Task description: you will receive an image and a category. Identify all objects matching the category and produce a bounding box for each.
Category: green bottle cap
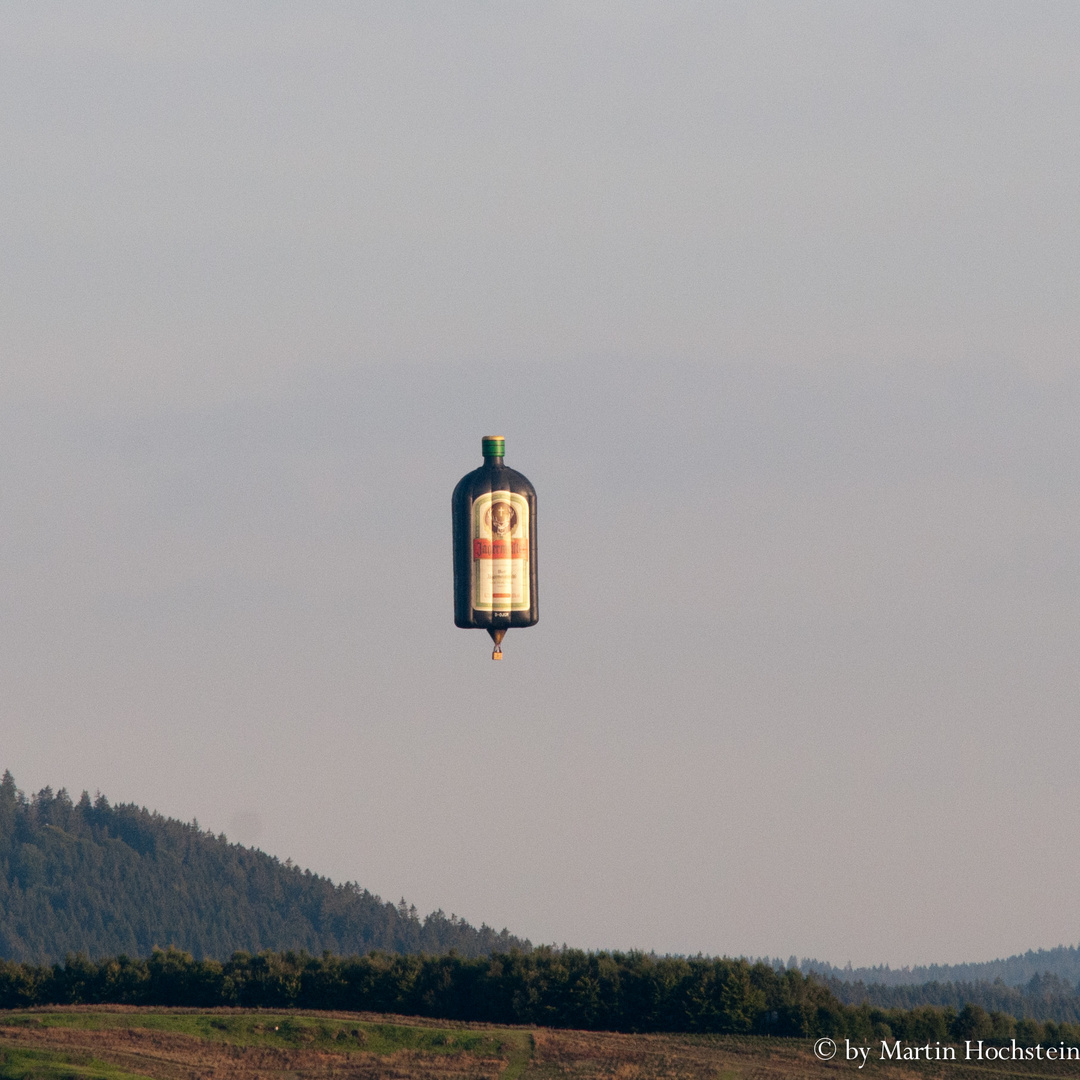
[482,435,505,457]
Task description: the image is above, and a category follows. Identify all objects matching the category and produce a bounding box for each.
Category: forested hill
[0,772,527,964]
[794,946,1080,988]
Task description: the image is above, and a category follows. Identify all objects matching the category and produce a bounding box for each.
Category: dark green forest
[2,947,1080,1047]
[0,772,524,963]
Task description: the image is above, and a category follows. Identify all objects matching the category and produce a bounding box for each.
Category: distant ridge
[742,950,1080,1023]
[0,771,528,964]
[790,947,1080,988]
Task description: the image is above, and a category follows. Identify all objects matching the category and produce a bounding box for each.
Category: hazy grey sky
[2,3,1080,967]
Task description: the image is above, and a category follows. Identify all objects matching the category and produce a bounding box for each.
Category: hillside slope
[798,946,1080,988]
[0,772,526,963]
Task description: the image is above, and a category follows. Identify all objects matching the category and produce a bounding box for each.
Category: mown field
[1,1008,1078,1080]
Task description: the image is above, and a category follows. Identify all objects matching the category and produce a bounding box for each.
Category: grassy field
[2,1007,1078,1080]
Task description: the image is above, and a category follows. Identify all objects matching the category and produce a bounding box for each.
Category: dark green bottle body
[452,452,538,632]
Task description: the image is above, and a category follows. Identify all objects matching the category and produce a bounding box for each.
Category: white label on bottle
[471,491,530,612]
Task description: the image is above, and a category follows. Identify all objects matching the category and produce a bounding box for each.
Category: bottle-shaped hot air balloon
[453,436,538,659]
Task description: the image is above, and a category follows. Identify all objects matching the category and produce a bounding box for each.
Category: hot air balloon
[452,436,538,659]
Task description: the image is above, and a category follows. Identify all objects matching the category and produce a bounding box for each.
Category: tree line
[0,772,524,962]
[824,971,1080,1024]
[797,945,1080,989]
[0,946,1079,1047]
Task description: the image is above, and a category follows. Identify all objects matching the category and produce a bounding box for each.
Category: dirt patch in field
[529,1028,870,1079]
[0,1023,505,1080]
[529,1028,1080,1080]
[529,1028,834,1079]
